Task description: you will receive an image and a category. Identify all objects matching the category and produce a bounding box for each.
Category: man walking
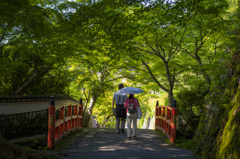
[112,84,127,134]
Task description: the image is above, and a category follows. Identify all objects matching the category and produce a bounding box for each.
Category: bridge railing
[155,100,177,143]
[47,96,83,149]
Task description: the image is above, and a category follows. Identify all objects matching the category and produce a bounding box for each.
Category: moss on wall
[217,90,240,159]
[193,60,240,158]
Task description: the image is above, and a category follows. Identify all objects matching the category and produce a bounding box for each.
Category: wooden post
[79,98,83,128]
[68,105,72,130]
[159,107,162,128]
[74,105,78,128]
[47,96,55,149]
[170,99,177,143]
[155,101,159,130]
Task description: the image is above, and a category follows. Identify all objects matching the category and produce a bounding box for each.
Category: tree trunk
[83,95,97,127]
[14,73,38,95]
[168,89,173,107]
[13,67,51,96]
[101,115,113,128]
[82,89,91,126]
[83,111,91,127]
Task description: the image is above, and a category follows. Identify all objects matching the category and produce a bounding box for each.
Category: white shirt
[113,92,127,105]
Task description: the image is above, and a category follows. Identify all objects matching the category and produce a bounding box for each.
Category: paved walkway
[57,128,195,159]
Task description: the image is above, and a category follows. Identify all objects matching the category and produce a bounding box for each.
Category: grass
[175,137,198,152]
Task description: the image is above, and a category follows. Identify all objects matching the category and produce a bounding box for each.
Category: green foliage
[175,138,198,152]
[0,0,72,96]
[164,98,169,106]
[1,0,239,157]
[175,83,208,115]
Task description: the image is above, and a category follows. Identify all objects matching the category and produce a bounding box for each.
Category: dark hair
[118,84,124,89]
[129,94,134,99]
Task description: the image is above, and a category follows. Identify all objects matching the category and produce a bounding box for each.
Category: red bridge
[47,96,83,149]
[0,95,194,159]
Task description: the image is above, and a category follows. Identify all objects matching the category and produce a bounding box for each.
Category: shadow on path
[56,128,195,159]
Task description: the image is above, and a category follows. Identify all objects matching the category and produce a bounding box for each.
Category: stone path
[57,128,195,159]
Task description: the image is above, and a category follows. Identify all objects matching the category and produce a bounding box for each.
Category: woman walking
[124,94,140,140]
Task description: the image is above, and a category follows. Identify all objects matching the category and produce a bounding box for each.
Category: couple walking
[112,84,141,140]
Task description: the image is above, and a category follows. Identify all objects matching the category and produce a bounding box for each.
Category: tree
[178,0,229,87]
[66,44,132,126]
[0,0,76,95]
[93,0,190,107]
[94,0,229,107]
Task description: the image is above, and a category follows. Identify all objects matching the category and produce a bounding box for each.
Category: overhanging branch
[142,60,169,92]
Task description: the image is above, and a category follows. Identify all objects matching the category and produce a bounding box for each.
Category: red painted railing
[47,96,83,149]
[155,100,177,143]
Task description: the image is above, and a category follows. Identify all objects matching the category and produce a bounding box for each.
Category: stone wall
[177,115,200,139]
[0,109,48,140]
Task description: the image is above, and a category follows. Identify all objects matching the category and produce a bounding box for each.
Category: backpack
[128,102,136,114]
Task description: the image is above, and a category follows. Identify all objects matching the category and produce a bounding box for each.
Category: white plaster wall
[0,100,79,115]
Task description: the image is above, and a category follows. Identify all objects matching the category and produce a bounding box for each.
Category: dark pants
[116,104,126,132]
[116,104,126,118]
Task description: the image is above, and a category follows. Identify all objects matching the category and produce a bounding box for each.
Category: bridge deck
[56,128,195,159]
